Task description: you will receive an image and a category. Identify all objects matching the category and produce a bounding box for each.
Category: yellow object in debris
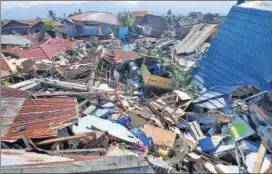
[158,148,168,157]
[2,80,10,86]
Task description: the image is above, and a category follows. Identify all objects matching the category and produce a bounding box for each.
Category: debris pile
[1,1,272,173]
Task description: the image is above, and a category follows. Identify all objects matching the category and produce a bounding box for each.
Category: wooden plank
[33,90,121,97]
[203,161,218,173]
[36,133,94,145]
[188,121,204,141]
[253,129,271,173]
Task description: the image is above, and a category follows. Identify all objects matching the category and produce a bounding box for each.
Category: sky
[1,1,238,19]
[1,1,140,9]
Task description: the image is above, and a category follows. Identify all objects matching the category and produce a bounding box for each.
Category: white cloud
[1,1,86,9]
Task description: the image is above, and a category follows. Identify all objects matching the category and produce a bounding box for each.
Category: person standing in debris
[113,69,120,88]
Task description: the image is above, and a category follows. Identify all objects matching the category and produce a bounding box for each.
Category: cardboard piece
[142,124,176,148]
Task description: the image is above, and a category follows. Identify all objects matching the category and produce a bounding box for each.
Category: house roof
[68,11,119,26]
[175,24,218,54]
[177,17,199,27]
[1,35,33,46]
[100,48,143,63]
[131,11,152,17]
[16,19,37,26]
[17,38,76,60]
[193,3,272,92]
[140,14,168,30]
[132,17,144,27]
[189,12,204,16]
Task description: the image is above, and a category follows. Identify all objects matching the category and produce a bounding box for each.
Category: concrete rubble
[1,1,272,173]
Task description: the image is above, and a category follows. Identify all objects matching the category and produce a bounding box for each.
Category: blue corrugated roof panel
[193,4,272,92]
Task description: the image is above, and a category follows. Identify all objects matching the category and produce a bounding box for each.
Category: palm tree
[48,10,56,21]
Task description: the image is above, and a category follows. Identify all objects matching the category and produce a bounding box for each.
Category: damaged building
[1,1,272,173]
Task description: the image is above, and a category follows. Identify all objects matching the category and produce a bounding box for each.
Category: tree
[48,10,57,21]
[117,11,133,28]
[44,21,59,31]
[167,9,172,16]
[78,9,82,14]
[63,13,66,19]
[36,16,41,21]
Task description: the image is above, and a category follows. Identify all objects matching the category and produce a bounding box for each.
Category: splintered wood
[142,124,176,148]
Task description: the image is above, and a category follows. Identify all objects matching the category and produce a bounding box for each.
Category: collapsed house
[174,24,219,69]
[1,1,272,173]
[13,38,77,61]
[193,1,272,110]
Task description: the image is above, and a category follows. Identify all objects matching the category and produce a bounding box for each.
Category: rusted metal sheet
[1,85,29,98]
[2,97,78,141]
[1,86,29,137]
[1,98,26,137]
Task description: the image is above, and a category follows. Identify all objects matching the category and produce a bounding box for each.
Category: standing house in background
[31,19,64,33]
[189,12,204,22]
[140,14,168,38]
[64,11,125,39]
[2,19,64,35]
[175,17,199,38]
[1,20,37,35]
[130,11,153,18]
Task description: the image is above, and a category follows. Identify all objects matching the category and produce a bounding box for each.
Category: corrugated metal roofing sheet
[1,149,73,167]
[1,35,33,46]
[1,86,29,138]
[1,85,29,98]
[68,11,119,26]
[193,85,242,109]
[1,98,26,137]
[193,5,272,91]
[2,97,78,141]
[176,24,218,54]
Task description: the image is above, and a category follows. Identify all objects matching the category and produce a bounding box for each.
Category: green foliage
[48,10,57,21]
[44,21,59,31]
[152,49,201,98]
[117,11,133,28]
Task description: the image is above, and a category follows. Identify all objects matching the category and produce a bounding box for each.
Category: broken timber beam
[33,90,122,97]
[36,133,94,145]
[38,79,88,91]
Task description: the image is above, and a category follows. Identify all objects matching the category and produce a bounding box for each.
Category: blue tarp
[193,5,272,92]
[130,127,153,150]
